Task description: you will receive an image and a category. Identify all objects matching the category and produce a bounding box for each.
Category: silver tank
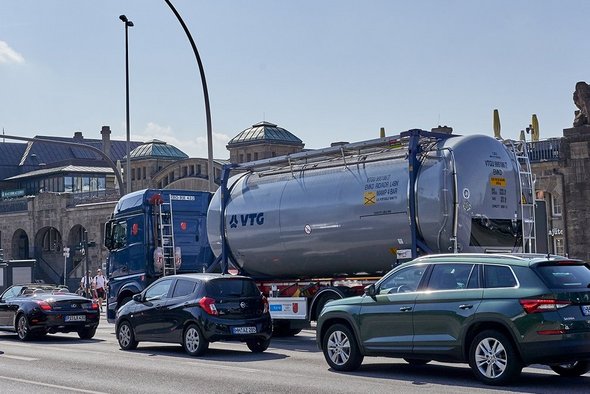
[207,134,523,279]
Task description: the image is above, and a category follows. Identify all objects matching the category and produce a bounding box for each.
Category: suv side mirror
[364,284,376,297]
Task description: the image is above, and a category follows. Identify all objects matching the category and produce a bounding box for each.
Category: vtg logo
[229,213,264,228]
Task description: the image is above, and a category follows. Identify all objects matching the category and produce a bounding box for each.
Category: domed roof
[129,139,189,160]
[227,121,303,146]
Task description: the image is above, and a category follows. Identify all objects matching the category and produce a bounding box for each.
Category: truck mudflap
[268,297,308,320]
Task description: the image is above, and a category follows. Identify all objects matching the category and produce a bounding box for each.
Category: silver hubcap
[327,330,351,366]
[17,316,27,338]
[475,337,508,379]
[119,324,131,347]
[185,327,200,353]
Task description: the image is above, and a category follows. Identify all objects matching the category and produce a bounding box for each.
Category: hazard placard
[364,191,376,205]
[490,177,506,187]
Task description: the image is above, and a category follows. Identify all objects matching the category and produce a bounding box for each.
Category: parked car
[115,273,272,356]
[0,284,100,340]
[316,254,590,385]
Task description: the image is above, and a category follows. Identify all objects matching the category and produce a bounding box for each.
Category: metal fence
[526,139,561,162]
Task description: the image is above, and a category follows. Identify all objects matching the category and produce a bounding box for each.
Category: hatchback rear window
[205,279,261,297]
[536,264,590,289]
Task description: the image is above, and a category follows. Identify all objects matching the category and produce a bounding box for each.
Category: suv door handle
[459,304,473,310]
[399,306,413,312]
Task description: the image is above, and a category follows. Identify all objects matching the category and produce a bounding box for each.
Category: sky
[0,1,588,160]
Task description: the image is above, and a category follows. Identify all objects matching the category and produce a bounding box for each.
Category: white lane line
[183,360,258,373]
[0,355,39,361]
[0,375,109,394]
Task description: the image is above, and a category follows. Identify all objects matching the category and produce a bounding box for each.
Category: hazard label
[364,191,376,205]
[490,177,506,187]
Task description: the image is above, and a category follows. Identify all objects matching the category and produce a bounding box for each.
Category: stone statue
[573,81,590,127]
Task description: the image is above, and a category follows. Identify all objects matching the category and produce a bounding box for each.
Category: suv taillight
[519,298,571,313]
[198,297,218,315]
[262,296,269,314]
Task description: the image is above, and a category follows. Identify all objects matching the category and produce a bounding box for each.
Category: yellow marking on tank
[364,191,376,205]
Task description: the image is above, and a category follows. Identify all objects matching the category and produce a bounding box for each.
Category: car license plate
[231,326,256,334]
[582,305,590,316]
[65,315,86,322]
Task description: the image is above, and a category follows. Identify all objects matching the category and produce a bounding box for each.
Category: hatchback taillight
[36,300,52,311]
[262,296,269,314]
[199,296,218,315]
[520,298,571,313]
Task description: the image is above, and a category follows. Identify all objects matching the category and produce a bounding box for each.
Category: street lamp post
[119,14,134,195]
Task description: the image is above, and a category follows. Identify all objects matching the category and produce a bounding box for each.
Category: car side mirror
[364,284,376,297]
[132,293,143,302]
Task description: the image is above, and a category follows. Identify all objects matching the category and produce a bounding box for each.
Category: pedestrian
[80,270,92,298]
[93,268,107,312]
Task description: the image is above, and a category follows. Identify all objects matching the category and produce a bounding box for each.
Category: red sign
[180,222,187,231]
[292,303,298,314]
[132,223,139,236]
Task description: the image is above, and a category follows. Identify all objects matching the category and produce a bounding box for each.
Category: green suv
[316,254,590,385]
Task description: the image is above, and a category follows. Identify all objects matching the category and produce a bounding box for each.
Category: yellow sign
[490,177,506,187]
[364,191,376,205]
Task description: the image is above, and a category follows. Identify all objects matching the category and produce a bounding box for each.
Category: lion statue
[573,81,590,127]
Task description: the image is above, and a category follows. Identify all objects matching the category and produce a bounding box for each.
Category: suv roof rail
[416,253,527,261]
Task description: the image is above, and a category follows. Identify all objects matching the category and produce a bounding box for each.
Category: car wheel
[322,323,364,371]
[78,327,97,340]
[247,337,271,353]
[468,330,522,385]
[16,314,33,341]
[550,361,590,377]
[117,320,138,350]
[183,324,208,357]
[403,358,431,366]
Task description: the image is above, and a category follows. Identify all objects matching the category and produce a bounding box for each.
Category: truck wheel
[183,324,209,356]
[16,314,33,341]
[118,296,132,310]
[78,327,97,340]
[272,321,302,337]
[322,323,363,371]
[247,337,271,353]
[117,320,138,350]
[315,294,340,320]
[468,330,522,385]
[550,361,590,377]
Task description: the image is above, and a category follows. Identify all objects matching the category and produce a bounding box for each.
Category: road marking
[0,355,39,361]
[0,375,109,393]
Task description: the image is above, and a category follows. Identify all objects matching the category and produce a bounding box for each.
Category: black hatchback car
[115,273,272,356]
[317,254,590,385]
[0,284,100,340]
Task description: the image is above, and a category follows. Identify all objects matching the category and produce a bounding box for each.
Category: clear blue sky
[0,1,588,159]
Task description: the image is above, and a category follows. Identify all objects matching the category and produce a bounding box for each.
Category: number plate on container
[231,326,256,334]
[65,315,86,322]
[581,305,590,316]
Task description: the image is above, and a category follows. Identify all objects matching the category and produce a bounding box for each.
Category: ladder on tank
[156,195,177,276]
[505,140,537,253]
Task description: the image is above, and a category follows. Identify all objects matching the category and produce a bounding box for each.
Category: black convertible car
[0,284,100,340]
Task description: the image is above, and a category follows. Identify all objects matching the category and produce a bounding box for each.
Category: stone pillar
[101,126,112,159]
[560,125,590,260]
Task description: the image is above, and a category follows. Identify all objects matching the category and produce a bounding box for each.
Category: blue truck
[104,189,214,322]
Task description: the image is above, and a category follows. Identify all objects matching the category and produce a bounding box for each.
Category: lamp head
[119,14,128,22]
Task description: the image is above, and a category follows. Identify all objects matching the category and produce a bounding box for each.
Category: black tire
[315,294,340,320]
[404,358,431,366]
[118,296,132,310]
[16,314,33,341]
[468,330,522,386]
[322,323,364,371]
[272,321,302,337]
[117,320,138,350]
[183,324,209,357]
[78,326,97,340]
[550,361,590,377]
[247,337,271,353]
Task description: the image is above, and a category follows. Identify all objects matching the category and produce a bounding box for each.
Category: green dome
[228,121,303,146]
[129,139,189,160]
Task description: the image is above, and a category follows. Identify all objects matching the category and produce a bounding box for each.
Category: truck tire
[322,323,363,371]
[272,321,302,337]
[468,330,522,385]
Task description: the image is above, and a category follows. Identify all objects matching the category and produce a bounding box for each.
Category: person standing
[93,269,107,312]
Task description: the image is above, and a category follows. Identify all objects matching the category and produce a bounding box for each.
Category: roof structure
[129,139,188,161]
[227,121,303,147]
[5,165,114,181]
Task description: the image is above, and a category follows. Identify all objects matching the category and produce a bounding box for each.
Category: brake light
[91,302,99,310]
[262,296,269,314]
[520,298,571,313]
[198,297,218,315]
[36,300,52,311]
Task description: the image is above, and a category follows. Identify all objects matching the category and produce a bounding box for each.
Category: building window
[551,195,562,216]
[254,152,259,160]
[246,153,251,161]
[143,167,147,179]
[554,237,565,256]
[131,168,136,181]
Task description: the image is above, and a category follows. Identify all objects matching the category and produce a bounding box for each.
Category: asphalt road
[0,314,588,393]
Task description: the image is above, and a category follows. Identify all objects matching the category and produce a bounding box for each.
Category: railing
[0,198,28,213]
[526,139,561,162]
[66,189,121,207]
